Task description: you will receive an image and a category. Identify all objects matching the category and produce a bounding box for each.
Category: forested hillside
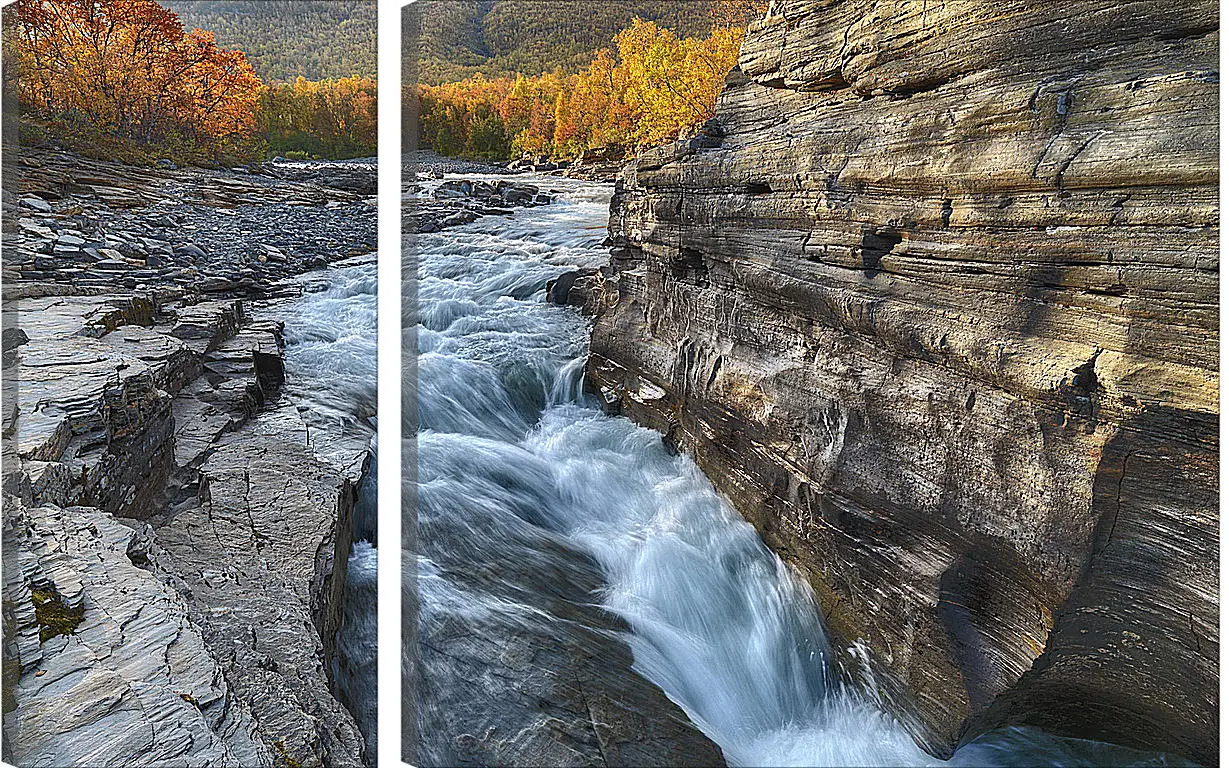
[161,0,376,81]
[414,0,718,84]
[15,0,376,163]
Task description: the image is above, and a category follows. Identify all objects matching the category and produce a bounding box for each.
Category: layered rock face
[2,154,375,766]
[3,292,365,767]
[587,1,1218,763]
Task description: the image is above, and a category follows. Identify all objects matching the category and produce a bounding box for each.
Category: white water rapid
[411,176,1191,768]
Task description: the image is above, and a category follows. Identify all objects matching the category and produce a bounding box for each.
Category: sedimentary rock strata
[3,501,269,767]
[587,1,1218,764]
[2,153,374,766]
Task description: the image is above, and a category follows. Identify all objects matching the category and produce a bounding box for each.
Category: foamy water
[410,177,1190,767]
[279,252,379,763]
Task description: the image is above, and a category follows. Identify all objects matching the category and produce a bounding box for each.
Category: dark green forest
[161,0,377,82]
[413,0,717,84]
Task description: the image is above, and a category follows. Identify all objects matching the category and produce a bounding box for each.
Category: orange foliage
[14,0,262,152]
[416,18,744,162]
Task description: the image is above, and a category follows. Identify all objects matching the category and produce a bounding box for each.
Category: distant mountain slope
[412,0,719,84]
[161,0,376,82]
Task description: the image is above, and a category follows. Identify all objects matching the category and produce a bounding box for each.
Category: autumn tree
[708,0,768,30]
[416,17,744,162]
[614,18,741,148]
[257,76,378,159]
[14,0,262,155]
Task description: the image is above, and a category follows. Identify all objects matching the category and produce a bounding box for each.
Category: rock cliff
[587,1,1218,764]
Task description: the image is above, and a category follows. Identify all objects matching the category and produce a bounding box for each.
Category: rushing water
[278,253,379,763]
[412,176,1192,767]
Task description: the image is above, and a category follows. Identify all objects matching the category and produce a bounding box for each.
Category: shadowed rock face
[587,0,1217,763]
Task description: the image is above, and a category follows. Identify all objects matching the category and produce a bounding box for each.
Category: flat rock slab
[153,400,364,768]
[4,502,267,767]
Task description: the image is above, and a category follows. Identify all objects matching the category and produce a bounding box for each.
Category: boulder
[19,197,51,213]
[173,243,207,261]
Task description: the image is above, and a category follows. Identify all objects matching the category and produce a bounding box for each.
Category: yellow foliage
[416,18,745,162]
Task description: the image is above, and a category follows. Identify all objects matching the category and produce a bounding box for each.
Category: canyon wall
[587,0,1218,763]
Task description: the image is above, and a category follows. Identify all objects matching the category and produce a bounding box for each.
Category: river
[410,176,1190,767]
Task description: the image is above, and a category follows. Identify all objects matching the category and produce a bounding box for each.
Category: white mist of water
[282,254,378,450]
[413,177,1190,768]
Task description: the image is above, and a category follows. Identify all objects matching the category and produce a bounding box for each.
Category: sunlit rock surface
[587,1,1218,763]
[2,154,374,766]
[4,501,267,767]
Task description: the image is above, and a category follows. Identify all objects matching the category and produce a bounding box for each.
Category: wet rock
[2,327,28,367]
[432,180,471,199]
[406,170,556,235]
[441,211,477,228]
[500,184,537,206]
[545,268,600,311]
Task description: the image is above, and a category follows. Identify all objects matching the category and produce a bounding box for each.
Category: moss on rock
[31,589,84,643]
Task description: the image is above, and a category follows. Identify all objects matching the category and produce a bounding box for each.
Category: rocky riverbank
[586,1,1217,765]
[2,151,377,766]
[403,155,560,234]
[8,151,376,300]
[409,147,624,185]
